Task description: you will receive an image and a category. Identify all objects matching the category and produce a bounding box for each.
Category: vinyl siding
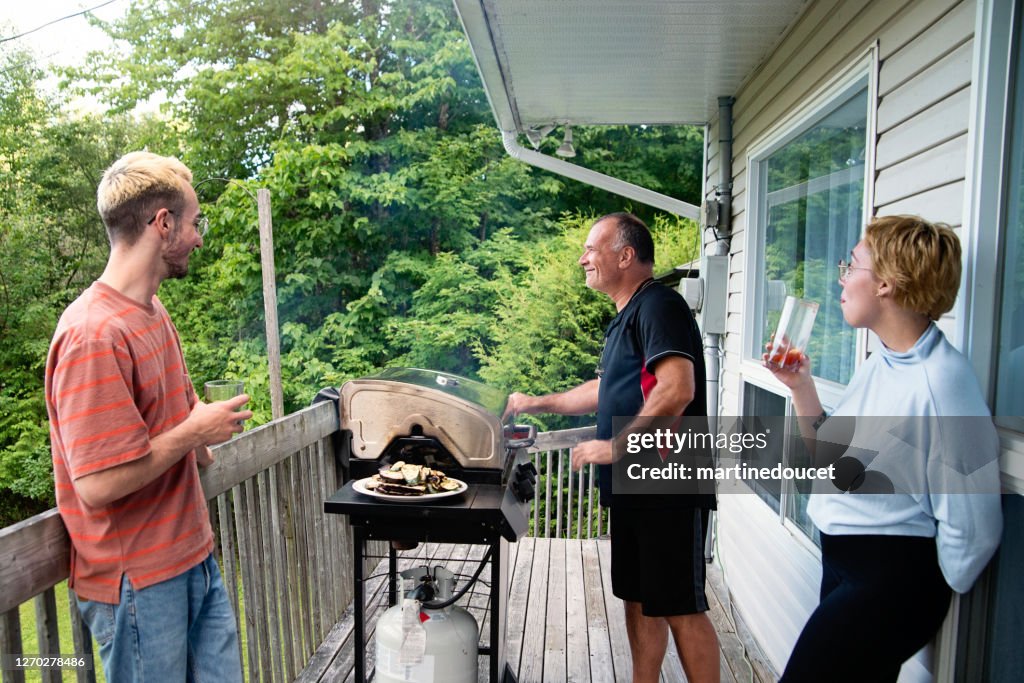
[703,0,980,678]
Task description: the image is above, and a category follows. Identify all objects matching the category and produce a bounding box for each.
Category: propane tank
[376,566,478,682]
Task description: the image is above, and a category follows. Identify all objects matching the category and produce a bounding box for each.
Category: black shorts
[610,506,711,617]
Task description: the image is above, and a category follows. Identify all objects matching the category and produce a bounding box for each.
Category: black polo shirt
[596,279,714,509]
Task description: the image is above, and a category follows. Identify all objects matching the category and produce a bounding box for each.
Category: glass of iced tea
[765,296,818,370]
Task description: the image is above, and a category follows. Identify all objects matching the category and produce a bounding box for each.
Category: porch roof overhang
[453,0,809,216]
[454,0,809,130]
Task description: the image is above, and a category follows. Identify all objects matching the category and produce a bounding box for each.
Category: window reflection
[757,80,868,385]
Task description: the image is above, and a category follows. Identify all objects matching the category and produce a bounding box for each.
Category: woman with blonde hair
[768,215,1003,682]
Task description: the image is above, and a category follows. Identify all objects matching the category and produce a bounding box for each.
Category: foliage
[0,47,177,522]
[0,1,704,526]
[479,213,700,431]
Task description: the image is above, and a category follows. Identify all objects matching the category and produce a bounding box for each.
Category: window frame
[740,47,878,412]
[965,0,1024,434]
[735,48,879,540]
[964,0,1024,494]
[738,374,826,557]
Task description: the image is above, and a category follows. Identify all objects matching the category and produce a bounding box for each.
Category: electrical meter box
[700,255,728,334]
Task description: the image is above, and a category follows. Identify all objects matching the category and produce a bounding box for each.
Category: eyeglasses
[146,210,209,238]
[837,259,871,282]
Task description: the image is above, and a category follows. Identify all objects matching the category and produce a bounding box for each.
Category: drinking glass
[765,297,819,370]
[204,380,244,402]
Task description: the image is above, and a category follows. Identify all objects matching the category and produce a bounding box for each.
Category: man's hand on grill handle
[503,380,600,421]
[503,392,538,420]
[571,439,613,471]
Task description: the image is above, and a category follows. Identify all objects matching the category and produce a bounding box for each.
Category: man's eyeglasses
[146,210,209,238]
[837,259,871,282]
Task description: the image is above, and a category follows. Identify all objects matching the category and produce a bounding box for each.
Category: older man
[506,212,720,682]
[45,152,251,681]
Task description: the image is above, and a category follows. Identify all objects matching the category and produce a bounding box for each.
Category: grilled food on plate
[362,461,462,496]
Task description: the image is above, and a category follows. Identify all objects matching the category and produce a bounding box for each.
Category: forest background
[0,0,702,527]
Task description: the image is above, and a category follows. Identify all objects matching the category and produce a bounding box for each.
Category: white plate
[352,476,468,502]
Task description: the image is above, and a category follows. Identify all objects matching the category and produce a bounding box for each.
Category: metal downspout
[705,96,734,563]
[500,131,701,219]
[705,96,734,431]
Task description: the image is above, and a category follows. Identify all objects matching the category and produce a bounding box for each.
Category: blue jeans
[77,553,243,683]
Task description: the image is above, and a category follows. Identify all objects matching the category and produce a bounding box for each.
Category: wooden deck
[296,537,775,683]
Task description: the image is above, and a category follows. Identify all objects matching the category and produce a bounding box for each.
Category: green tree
[0,48,175,525]
[479,212,700,430]
[0,1,705,526]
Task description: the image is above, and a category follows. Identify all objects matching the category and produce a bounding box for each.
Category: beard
[165,256,189,279]
[163,223,192,279]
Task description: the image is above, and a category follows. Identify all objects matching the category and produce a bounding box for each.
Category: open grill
[324,368,538,682]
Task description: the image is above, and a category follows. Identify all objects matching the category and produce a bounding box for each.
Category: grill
[324,368,538,682]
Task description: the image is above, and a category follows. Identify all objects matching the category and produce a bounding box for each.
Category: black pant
[780,533,952,683]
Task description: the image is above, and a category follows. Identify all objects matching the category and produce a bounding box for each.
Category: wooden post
[257,189,285,420]
[1,608,26,683]
[34,590,60,683]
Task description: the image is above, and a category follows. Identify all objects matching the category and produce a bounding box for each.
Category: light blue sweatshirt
[808,323,1003,593]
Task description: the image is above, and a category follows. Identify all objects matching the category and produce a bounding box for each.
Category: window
[741,64,873,543]
[741,381,822,547]
[750,77,870,385]
[740,383,785,513]
[785,418,818,544]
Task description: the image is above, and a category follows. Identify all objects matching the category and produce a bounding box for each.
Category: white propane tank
[375,567,478,683]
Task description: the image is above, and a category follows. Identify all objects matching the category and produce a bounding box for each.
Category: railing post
[555,449,565,539]
[1,608,25,683]
[576,467,584,540]
[536,450,544,536]
[68,592,97,683]
[566,448,574,539]
[587,464,595,539]
[544,451,552,539]
[34,589,60,683]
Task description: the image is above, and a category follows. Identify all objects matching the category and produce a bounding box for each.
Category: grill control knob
[513,477,535,503]
[512,463,537,502]
[515,462,537,486]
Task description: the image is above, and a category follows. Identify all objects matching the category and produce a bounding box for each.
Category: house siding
[704,0,981,678]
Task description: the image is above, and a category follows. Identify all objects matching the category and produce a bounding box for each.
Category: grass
[16,580,105,683]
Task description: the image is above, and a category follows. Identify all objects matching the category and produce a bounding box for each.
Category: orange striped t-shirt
[45,281,213,603]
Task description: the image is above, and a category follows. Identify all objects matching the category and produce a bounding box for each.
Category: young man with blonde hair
[46,151,251,681]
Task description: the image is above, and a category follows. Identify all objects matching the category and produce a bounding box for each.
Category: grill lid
[340,368,510,468]
[371,368,508,417]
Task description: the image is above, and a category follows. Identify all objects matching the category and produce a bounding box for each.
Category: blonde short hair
[865,215,961,320]
[97,152,193,245]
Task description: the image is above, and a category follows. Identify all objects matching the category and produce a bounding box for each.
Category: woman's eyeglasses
[837,259,871,282]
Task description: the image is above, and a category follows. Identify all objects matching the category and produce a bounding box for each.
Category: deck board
[581,539,614,683]
[298,539,776,682]
[543,537,568,681]
[519,537,550,682]
[503,536,535,680]
[565,540,591,683]
[597,539,632,681]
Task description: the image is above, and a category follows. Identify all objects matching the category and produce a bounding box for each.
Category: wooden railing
[527,426,609,539]
[0,410,599,682]
[0,401,384,683]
